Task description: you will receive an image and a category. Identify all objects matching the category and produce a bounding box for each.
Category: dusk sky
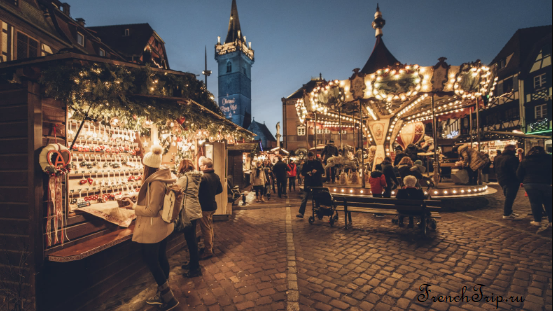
[66,0,552,136]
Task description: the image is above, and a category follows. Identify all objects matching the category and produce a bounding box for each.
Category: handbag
[175,176,190,232]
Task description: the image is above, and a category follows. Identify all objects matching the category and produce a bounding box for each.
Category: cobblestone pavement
[98,184,552,311]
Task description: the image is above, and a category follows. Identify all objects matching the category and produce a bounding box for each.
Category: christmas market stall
[0,53,253,311]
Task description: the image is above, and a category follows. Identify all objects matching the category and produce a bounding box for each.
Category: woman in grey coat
[176,159,204,278]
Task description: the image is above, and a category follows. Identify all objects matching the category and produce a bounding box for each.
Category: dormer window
[124,29,130,37]
[226,61,232,73]
[99,48,105,57]
[76,32,84,46]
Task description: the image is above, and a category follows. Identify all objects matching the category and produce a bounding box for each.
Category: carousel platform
[310,180,497,211]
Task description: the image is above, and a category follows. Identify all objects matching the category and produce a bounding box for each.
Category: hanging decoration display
[39,143,73,247]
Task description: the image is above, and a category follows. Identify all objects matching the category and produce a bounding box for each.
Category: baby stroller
[309,187,339,227]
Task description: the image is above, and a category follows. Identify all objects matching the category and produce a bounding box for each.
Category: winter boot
[158,282,179,311]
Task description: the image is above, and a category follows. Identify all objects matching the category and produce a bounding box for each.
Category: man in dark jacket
[494,145,520,220]
[297,152,324,218]
[272,156,291,198]
[322,140,339,183]
[381,157,399,198]
[394,146,407,166]
[198,157,223,259]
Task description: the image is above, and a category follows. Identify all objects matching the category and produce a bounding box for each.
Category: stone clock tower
[215,0,255,128]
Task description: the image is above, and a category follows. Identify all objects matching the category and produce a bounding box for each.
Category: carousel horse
[325,155,359,172]
[350,171,360,185]
[339,171,348,185]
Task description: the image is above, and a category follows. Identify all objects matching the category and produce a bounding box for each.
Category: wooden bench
[333,195,441,236]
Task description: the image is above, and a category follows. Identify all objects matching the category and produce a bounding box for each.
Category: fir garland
[38,61,252,141]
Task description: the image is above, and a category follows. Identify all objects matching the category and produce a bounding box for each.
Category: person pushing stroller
[297,152,324,218]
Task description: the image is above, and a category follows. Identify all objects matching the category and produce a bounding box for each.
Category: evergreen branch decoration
[38,61,252,142]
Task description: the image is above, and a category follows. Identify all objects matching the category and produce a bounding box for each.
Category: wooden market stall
[0,53,253,311]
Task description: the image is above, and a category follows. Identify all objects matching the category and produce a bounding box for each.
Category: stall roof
[134,94,255,137]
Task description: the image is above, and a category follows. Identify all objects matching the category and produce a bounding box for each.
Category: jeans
[482,174,489,183]
[501,183,520,216]
[253,185,264,197]
[326,167,336,183]
[523,183,552,223]
[277,178,287,197]
[383,185,392,198]
[141,238,170,286]
[288,177,296,192]
[183,220,199,270]
[466,168,478,185]
[199,211,216,255]
[298,188,313,215]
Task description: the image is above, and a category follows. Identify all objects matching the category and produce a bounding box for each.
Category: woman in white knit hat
[123,145,179,310]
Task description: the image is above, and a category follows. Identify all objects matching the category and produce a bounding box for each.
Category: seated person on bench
[396,175,427,228]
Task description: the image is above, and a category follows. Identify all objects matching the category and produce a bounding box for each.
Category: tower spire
[372,3,386,37]
[225,0,243,44]
[202,46,212,89]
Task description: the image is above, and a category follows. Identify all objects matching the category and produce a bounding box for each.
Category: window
[297,126,306,136]
[99,48,105,57]
[1,21,13,62]
[341,130,347,134]
[503,78,514,93]
[124,29,130,37]
[243,66,247,75]
[535,104,548,120]
[226,61,232,73]
[534,73,547,89]
[76,32,84,46]
[324,128,330,134]
[16,32,38,60]
[41,44,52,56]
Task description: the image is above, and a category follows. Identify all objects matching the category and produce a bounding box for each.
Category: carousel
[294,5,499,199]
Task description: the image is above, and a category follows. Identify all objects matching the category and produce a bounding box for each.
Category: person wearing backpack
[176,159,204,278]
[123,145,179,310]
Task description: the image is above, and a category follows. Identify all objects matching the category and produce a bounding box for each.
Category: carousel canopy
[294,5,498,150]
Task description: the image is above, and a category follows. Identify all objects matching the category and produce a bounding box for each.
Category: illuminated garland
[529,118,549,132]
[39,61,253,142]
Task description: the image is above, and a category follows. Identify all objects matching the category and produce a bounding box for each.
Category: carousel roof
[361,36,400,75]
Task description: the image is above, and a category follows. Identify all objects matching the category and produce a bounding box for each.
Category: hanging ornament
[110,117,120,127]
[177,117,186,125]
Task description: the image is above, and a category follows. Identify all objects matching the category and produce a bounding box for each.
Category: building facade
[248,119,276,151]
[215,0,254,129]
[282,76,359,153]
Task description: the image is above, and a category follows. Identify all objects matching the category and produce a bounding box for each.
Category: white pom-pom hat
[143,145,163,168]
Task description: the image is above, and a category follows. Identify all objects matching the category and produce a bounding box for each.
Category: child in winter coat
[251,161,266,202]
[369,165,387,197]
[176,159,203,278]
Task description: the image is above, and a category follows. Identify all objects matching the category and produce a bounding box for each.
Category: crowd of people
[250,156,304,202]
[119,140,549,311]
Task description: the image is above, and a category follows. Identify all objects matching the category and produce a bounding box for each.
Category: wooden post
[432,94,439,186]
